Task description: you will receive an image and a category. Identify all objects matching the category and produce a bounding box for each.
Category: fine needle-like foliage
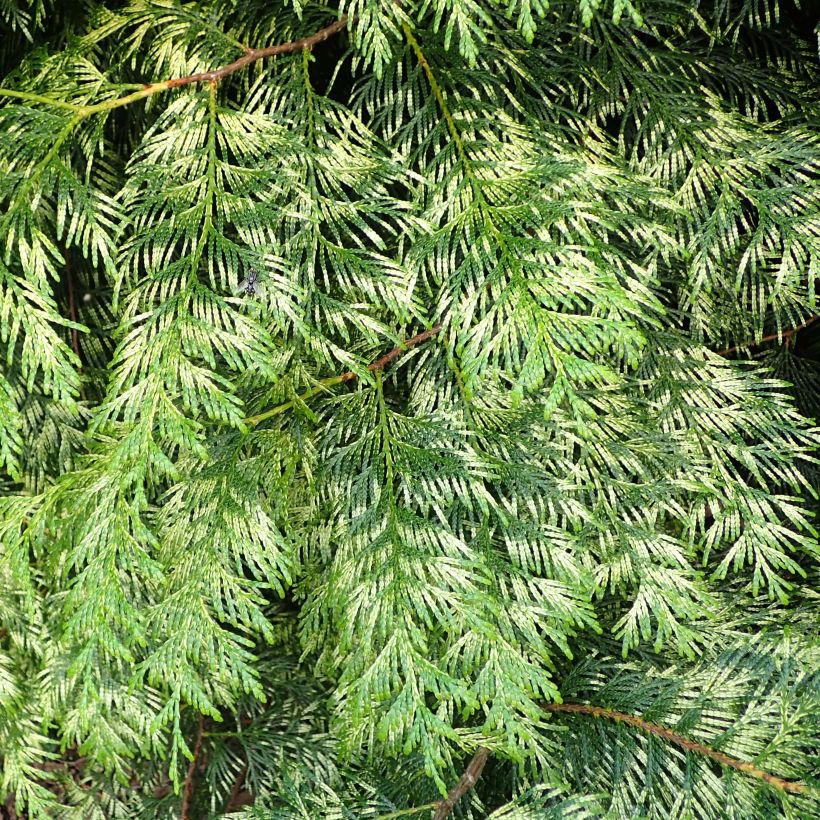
[0,0,818,817]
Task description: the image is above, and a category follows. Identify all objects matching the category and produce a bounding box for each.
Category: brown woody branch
[223,762,250,814]
[181,714,206,820]
[340,322,443,382]
[165,17,349,89]
[718,314,819,357]
[412,704,808,820]
[544,703,807,794]
[0,17,350,115]
[245,323,443,426]
[432,747,490,820]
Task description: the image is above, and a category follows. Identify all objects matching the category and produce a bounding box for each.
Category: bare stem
[181,714,206,819]
[544,703,807,794]
[718,315,819,357]
[224,762,249,814]
[432,747,491,820]
[244,323,442,426]
[0,18,348,114]
[164,17,348,89]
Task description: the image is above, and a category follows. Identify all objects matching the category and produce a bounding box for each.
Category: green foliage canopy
[0,0,819,816]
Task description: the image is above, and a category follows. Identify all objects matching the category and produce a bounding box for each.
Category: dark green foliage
[0,0,819,817]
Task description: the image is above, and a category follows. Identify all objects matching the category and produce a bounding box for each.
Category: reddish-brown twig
[165,17,348,89]
[223,762,249,814]
[718,315,820,357]
[341,322,443,382]
[181,714,206,819]
[544,703,806,794]
[245,323,443,426]
[432,747,490,820]
[1,17,351,116]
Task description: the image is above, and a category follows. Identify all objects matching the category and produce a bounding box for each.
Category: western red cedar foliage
[0,0,819,817]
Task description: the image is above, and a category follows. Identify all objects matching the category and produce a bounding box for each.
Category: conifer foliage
[1,0,819,817]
